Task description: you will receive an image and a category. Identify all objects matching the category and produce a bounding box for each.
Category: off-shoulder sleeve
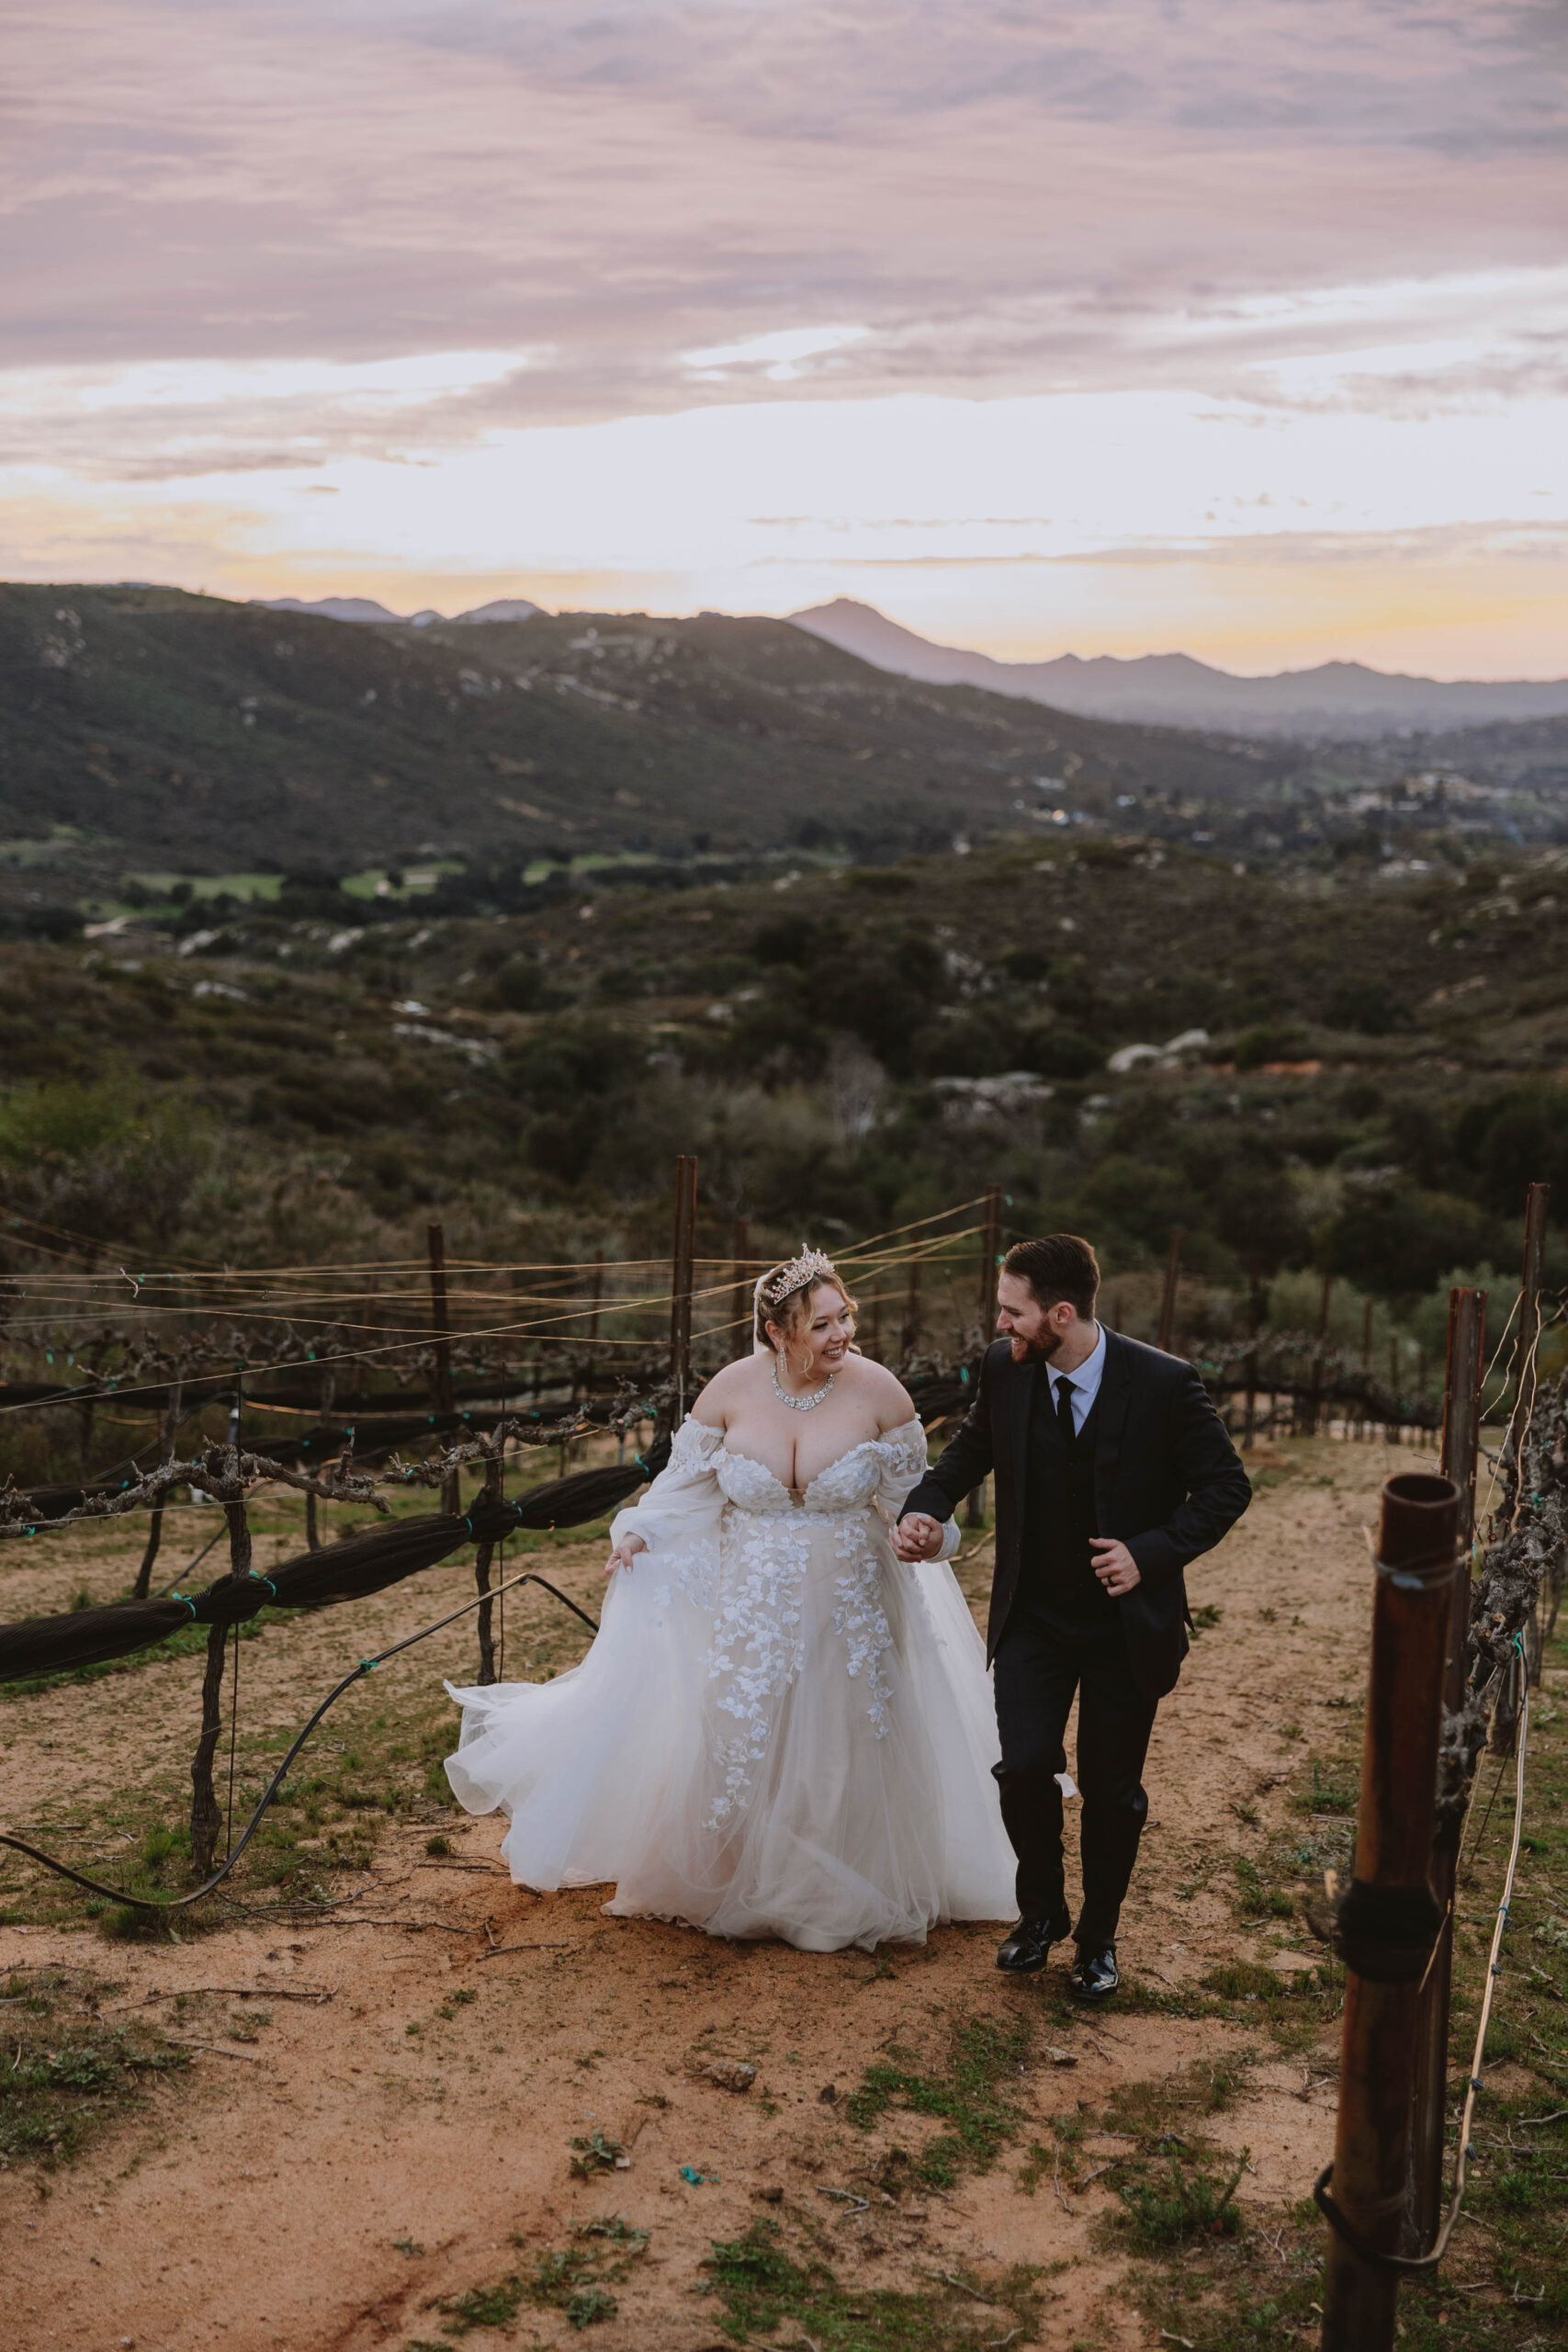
[877,1418,960,1559]
[609,1418,724,1557]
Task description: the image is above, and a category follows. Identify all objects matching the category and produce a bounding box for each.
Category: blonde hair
[755,1261,858,1354]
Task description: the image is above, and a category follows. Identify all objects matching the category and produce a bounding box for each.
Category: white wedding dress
[445,1416,1017,1951]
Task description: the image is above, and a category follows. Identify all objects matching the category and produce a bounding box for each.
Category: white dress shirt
[927,1323,1105,1559]
[1049,1321,1106,1434]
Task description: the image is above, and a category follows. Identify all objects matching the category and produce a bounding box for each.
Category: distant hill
[0,582,1303,876]
[260,595,409,625]
[258,594,542,626]
[791,598,1568,739]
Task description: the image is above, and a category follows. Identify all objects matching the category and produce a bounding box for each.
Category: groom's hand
[1089,1536,1141,1596]
[893,1512,943,1562]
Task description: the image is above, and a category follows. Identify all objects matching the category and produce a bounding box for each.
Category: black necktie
[1054,1374,1077,1444]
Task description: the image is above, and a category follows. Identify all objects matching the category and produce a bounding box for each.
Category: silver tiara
[760,1248,836,1310]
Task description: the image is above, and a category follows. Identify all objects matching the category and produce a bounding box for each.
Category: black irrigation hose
[0,1566,599,1916]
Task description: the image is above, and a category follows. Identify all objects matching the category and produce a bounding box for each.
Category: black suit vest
[1021,1372,1115,1629]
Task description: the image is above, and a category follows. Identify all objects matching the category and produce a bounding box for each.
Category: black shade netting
[0,1433,670,1684]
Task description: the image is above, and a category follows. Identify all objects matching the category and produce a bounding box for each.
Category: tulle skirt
[445,1512,1017,1952]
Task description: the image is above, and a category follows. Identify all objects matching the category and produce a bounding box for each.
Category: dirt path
[0,1435,1417,2350]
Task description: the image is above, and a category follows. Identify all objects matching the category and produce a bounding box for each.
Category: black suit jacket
[900,1329,1252,1700]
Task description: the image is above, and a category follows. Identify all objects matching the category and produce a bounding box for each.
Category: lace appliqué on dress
[701,1511,810,1829]
[831,1515,894,1739]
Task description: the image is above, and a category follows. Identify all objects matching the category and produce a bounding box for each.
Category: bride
[444,1250,1016,1951]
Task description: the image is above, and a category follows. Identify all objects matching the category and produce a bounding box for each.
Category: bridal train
[445,1416,1017,1952]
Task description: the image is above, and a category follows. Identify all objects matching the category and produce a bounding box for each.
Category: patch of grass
[0,1965,189,2167]
[456,2214,649,2334]
[1113,2151,1247,2249]
[1292,1757,1358,1815]
[1230,1857,1295,1919]
[843,2010,1032,2188]
[1105,2057,1249,2137]
[702,2219,1046,2350]
[1201,1962,1285,2002]
[429,2274,525,2332]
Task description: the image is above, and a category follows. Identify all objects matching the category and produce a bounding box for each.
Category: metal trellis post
[427,1220,459,1516]
[1321,1469,1461,2352]
[1406,1286,1486,2251]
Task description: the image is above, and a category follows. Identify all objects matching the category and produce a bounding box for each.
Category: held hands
[1090,1536,1142,1597]
[604,1532,647,1579]
[892,1512,944,1563]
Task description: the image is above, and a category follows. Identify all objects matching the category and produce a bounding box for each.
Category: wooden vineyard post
[965,1186,1004,1525]
[1407,1287,1486,2250]
[1387,1335,1402,1446]
[977,1183,1003,1338]
[588,1248,604,1345]
[1304,1272,1333,1438]
[133,1375,183,1599]
[1320,1469,1461,2352]
[670,1154,697,1414]
[427,1221,459,1516]
[900,1254,922,1362]
[729,1219,750,1362]
[472,1419,505,1687]
[305,1358,333,1553]
[190,1416,254,1879]
[1360,1296,1375,1442]
[1156,1231,1181,1353]
[1243,1254,1263,1449]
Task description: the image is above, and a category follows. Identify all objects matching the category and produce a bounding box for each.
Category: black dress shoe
[996,1912,1072,1973]
[1069,1943,1120,1999]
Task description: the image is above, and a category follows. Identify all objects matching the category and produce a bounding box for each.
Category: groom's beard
[1010,1329,1062,1364]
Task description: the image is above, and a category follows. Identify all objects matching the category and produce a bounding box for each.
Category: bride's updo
[754,1248,858,1354]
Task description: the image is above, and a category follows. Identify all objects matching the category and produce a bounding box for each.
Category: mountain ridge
[0,581,1298,876]
[260,594,542,628]
[790,597,1568,738]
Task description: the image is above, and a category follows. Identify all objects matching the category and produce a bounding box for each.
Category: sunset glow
[4,1,1563,675]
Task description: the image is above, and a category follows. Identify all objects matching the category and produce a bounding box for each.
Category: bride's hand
[605,1533,647,1578]
[892,1512,943,1562]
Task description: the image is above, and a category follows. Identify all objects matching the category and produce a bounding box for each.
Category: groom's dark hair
[1003,1234,1100,1319]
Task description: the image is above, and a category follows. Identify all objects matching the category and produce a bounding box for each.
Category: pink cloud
[1,0,1560,418]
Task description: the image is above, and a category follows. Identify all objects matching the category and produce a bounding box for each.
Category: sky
[3,0,1565,676]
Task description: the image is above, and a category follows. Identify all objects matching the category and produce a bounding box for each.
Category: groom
[893,1234,1251,1997]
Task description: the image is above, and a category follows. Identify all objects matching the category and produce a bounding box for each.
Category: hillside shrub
[1016,1019,1105,1080]
[1315,1180,1495,1301]
[1320,978,1411,1035]
[1233,1021,1307,1070]
[1454,1085,1568,1214]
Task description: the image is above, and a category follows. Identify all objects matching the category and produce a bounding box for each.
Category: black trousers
[991,1598,1158,1948]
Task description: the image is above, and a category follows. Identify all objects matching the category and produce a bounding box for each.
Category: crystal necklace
[771,1358,835,1413]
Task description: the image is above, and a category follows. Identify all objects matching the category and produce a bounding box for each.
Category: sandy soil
[0,1434,1427,2351]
